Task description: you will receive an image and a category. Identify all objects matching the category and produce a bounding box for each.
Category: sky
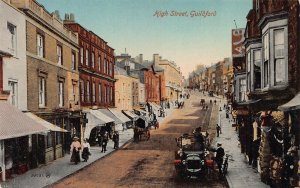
[37,0,252,78]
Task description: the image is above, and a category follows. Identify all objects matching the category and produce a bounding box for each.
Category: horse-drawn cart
[133,117,150,142]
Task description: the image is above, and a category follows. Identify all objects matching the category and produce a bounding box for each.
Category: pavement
[0,107,175,188]
[212,100,269,188]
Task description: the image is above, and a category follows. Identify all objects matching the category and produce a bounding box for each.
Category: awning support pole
[1,140,6,181]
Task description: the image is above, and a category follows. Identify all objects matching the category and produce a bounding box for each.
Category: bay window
[263,33,269,88]
[253,49,261,89]
[246,52,251,92]
[239,78,247,102]
[274,29,285,84]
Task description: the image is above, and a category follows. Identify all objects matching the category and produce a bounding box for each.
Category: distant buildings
[188,58,233,98]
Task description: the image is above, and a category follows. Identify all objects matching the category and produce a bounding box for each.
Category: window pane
[263,33,269,61]
[274,29,284,45]
[264,61,269,87]
[275,59,285,83]
[253,50,261,89]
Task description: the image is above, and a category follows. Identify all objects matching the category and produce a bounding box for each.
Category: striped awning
[0,102,48,140]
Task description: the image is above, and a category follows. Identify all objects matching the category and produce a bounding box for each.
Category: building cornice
[79,67,116,82]
[258,11,289,29]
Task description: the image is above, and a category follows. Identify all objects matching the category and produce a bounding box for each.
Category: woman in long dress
[70,136,81,164]
[81,139,91,162]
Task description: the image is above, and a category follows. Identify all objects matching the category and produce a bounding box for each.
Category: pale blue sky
[37,0,252,77]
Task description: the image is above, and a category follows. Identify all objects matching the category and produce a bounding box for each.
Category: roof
[114,65,128,76]
[25,112,68,132]
[0,102,48,140]
[108,108,131,123]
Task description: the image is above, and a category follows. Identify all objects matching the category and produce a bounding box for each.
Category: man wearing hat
[215,143,225,177]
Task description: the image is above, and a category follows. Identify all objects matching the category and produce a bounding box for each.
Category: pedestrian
[82,139,91,162]
[112,131,119,149]
[70,136,81,165]
[101,131,109,153]
[215,143,225,177]
[216,124,221,137]
[214,100,216,105]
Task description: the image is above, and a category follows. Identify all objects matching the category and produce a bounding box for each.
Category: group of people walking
[70,131,120,165]
[70,137,91,164]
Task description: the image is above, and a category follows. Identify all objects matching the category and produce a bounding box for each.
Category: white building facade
[0,0,27,110]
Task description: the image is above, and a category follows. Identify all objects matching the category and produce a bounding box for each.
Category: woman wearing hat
[70,136,81,164]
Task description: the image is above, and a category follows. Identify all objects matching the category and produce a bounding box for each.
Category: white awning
[24,112,68,132]
[122,110,138,120]
[0,102,49,140]
[278,93,300,111]
[98,109,123,124]
[108,108,131,123]
[84,110,115,139]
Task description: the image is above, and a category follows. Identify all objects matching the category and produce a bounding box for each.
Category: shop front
[83,109,114,146]
[0,102,48,182]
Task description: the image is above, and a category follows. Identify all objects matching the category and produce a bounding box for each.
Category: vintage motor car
[174,132,208,179]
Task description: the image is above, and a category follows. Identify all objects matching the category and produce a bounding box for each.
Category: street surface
[51,92,227,188]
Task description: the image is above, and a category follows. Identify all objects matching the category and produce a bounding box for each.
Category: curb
[45,137,134,188]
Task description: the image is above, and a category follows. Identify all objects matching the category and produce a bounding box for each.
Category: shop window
[56,132,62,145]
[46,132,53,148]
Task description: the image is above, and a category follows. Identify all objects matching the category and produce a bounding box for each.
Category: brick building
[64,15,115,109]
[233,1,300,187]
[10,0,81,164]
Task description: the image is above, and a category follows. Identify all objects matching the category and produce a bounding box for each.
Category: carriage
[133,117,150,142]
